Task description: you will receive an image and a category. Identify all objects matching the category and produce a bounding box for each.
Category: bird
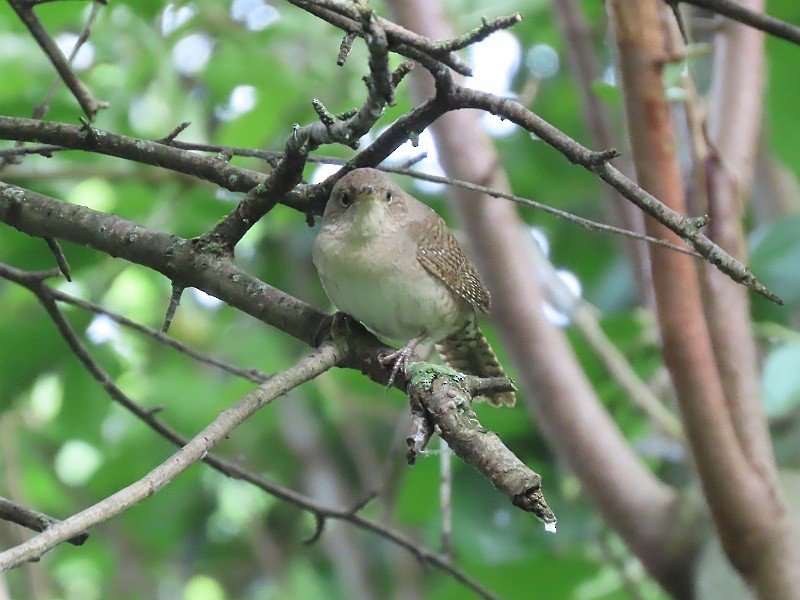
[312,167,515,407]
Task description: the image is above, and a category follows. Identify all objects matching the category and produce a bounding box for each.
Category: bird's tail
[435,317,516,407]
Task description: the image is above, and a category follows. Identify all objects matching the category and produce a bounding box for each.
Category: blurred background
[1,1,799,598]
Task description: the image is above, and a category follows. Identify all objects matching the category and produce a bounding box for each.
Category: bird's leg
[381,335,424,388]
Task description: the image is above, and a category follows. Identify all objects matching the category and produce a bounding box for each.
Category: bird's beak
[355,184,375,203]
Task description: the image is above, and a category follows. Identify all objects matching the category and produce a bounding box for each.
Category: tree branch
[7,0,107,119]
[672,0,800,46]
[0,182,409,392]
[0,96,780,305]
[446,87,781,304]
[609,2,800,595]
[697,0,778,481]
[0,496,88,547]
[405,363,557,530]
[0,341,344,570]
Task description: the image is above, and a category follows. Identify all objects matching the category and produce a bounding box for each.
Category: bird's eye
[385,190,393,203]
[339,191,353,207]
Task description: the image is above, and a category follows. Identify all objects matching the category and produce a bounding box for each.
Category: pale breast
[313,229,470,344]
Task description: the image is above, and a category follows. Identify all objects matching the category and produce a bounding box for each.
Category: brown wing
[416,217,491,314]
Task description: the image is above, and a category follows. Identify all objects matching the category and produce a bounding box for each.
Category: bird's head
[322,168,407,236]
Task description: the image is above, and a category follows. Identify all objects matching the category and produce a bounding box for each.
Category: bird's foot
[381,346,414,389]
[314,312,365,347]
[381,336,423,389]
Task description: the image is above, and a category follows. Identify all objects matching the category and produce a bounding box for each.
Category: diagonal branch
[671,0,800,46]
[0,341,344,571]
[0,496,88,547]
[8,0,107,119]
[447,87,781,304]
[0,263,271,383]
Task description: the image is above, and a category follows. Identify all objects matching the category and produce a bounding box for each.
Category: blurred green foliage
[0,1,798,599]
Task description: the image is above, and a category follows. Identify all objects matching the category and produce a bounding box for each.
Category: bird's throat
[347,200,389,240]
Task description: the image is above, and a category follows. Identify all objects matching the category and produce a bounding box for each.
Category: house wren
[313,168,515,407]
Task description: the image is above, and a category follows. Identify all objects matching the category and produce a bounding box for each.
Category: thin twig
[161,283,184,333]
[8,0,107,119]
[384,166,702,258]
[0,341,344,570]
[673,0,800,45]
[41,280,270,383]
[0,144,63,159]
[431,13,523,52]
[43,237,71,281]
[158,121,191,143]
[0,0,103,183]
[30,0,106,120]
[0,496,88,547]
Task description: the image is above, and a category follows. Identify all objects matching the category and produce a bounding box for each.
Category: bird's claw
[381,347,413,388]
[380,336,423,389]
